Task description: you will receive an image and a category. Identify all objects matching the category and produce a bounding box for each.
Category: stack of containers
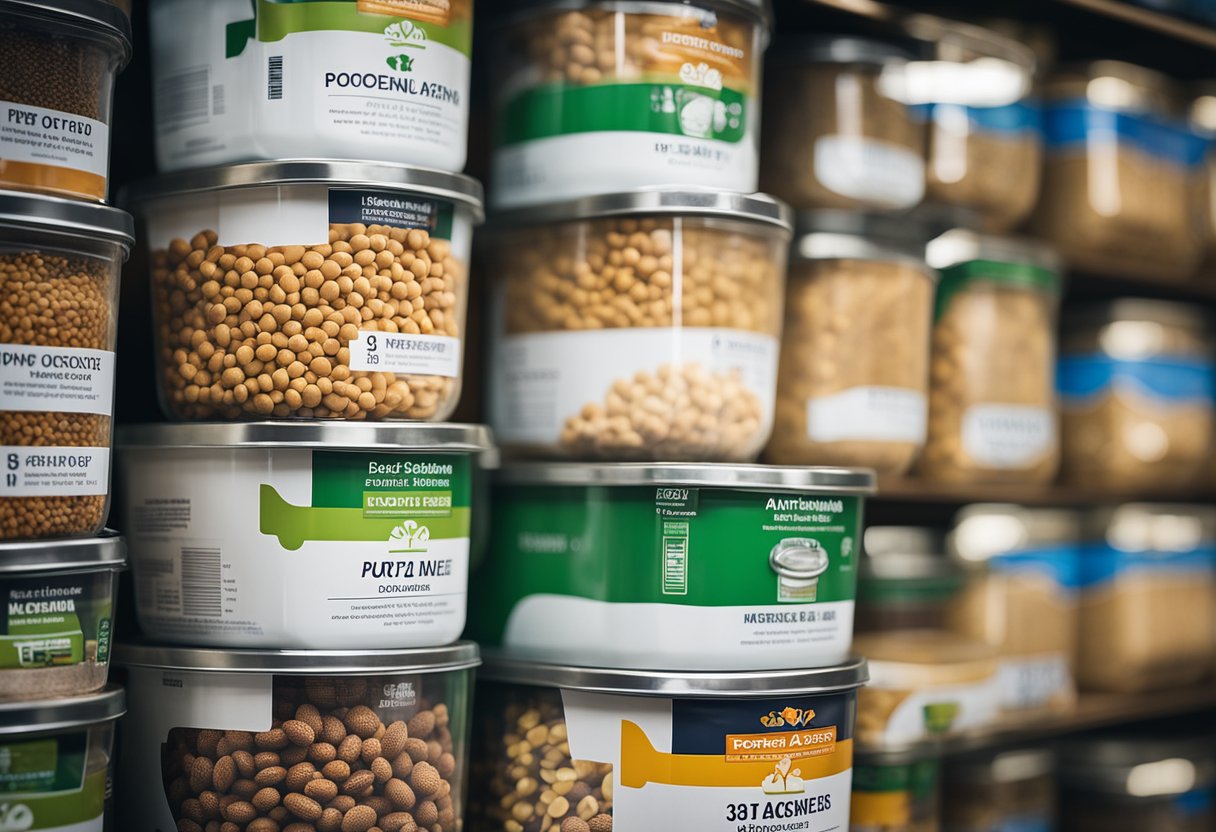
[0,1,133,827]
[111,3,494,831]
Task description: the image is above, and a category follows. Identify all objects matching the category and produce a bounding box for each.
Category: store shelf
[1068,271,1216,306]
[1052,0,1216,49]
[874,476,1215,506]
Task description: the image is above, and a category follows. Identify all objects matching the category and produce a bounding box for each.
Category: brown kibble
[402,738,429,763]
[213,756,236,792]
[256,729,289,751]
[341,769,375,795]
[304,777,338,803]
[337,735,362,764]
[340,805,379,832]
[409,762,441,797]
[385,778,416,810]
[255,766,287,787]
[360,738,382,764]
[252,787,281,812]
[380,722,408,759]
[378,813,416,832]
[283,793,323,822]
[285,762,318,792]
[322,760,351,782]
[413,800,438,828]
[296,704,325,735]
[589,814,613,831]
[562,820,591,832]
[190,757,215,794]
[233,750,256,778]
[221,801,257,824]
[247,819,281,832]
[406,711,435,739]
[344,705,382,739]
[283,720,316,747]
[320,716,347,746]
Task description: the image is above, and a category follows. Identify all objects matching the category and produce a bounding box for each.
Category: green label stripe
[499,83,749,146]
[0,731,106,828]
[854,760,939,797]
[8,768,106,828]
[0,573,112,671]
[934,259,1061,321]
[0,632,83,669]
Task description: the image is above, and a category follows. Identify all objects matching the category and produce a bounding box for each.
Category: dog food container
[943,748,1056,831]
[469,463,875,671]
[766,212,934,474]
[488,190,791,462]
[0,0,132,200]
[1059,300,1215,489]
[470,655,868,832]
[762,36,925,211]
[857,526,962,634]
[115,641,478,832]
[150,0,473,173]
[127,161,484,422]
[117,421,493,649]
[851,751,940,832]
[488,0,769,208]
[0,192,132,540]
[917,230,1062,485]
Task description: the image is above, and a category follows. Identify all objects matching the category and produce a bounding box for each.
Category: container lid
[0,190,134,253]
[117,422,494,454]
[0,686,125,736]
[0,531,125,574]
[770,539,830,581]
[122,161,485,221]
[927,228,1061,276]
[1066,299,1212,333]
[1060,736,1216,797]
[793,211,934,267]
[950,505,1082,565]
[892,15,1035,108]
[948,748,1055,785]
[1047,61,1179,114]
[2,0,132,62]
[497,463,876,493]
[115,641,480,675]
[492,190,793,234]
[496,0,772,28]
[1093,504,1216,553]
[772,35,918,66]
[480,654,868,696]
[854,630,996,666]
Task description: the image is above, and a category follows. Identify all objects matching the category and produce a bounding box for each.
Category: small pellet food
[943,749,1055,832]
[128,161,483,422]
[471,656,867,832]
[116,642,479,832]
[765,212,933,474]
[0,193,132,539]
[851,753,940,832]
[490,0,768,207]
[488,190,790,462]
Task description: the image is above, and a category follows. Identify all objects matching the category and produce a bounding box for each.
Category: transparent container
[1190,87,1216,269]
[857,526,962,634]
[488,190,791,461]
[0,192,132,539]
[943,749,1056,832]
[765,212,934,474]
[1059,300,1215,489]
[0,0,131,201]
[917,230,1062,485]
[1031,61,1208,281]
[762,37,926,211]
[852,752,941,832]
[126,161,484,422]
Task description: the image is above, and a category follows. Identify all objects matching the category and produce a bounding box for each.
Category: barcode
[212,84,225,116]
[268,55,284,100]
[155,67,209,129]
[180,546,222,618]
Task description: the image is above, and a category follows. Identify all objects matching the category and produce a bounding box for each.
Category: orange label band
[725,727,838,762]
[0,160,106,201]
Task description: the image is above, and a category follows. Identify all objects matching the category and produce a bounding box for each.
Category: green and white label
[0,573,113,671]
[0,730,107,831]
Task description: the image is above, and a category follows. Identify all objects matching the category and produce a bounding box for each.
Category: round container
[149,0,473,173]
[488,0,770,208]
[857,526,962,634]
[766,211,935,474]
[0,192,132,540]
[852,750,941,832]
[1059,300,1215,489]
[943,748,1055,832]
[1192,87,1216,266]
[471,655,868,832]
[762,36,926,211]
[469,463,875,671]
[0,0,132,201]
[0,686,124,829]
[116,421,493,649]
[115,642,479,832]
[125,161,484,422]
[488,190,792,462]
[917,229,1062,485]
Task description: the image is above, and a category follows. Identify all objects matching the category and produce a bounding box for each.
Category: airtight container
[1078,504,1216,693]
[488,190,791,462]
[917,230,1062,485]
[857,527,962,634]
[117,421,493,649]
[762,37,925,211]
[0,0,132,201]
[488,0,769,208]
[126,161,484,422]
[115,642,478,832]
[1059,300,1216,489]
[943,748,1056,832]
[471,655,868,832]
[469,463,875,671]
[851,751,941,832]
[149,0,473,173]
[766,212,934,474]
[0,192,132,540]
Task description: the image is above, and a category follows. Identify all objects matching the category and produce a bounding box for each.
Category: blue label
[912,101,1042,135]
[990,545,1084,591]
[672,692,853,754]
[1058,355,1216,404]
[1043,101,1209,167]
[1175,788,1215,817]
[1079,543,1216,589]
[948,815,1052,832]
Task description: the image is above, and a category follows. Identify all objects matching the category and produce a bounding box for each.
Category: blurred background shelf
[874,477,1216,506]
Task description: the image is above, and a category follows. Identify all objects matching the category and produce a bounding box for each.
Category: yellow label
[851,791,913,825]
[725,727,838,763]
[634,13,754,88]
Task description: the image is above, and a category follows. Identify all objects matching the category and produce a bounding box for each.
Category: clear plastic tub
[766,212,934,474]
[126,161,484,422]
[488,190,791,461]
[852,752,941,832]
[943,749,1056,832]
[857,526,962,634]
[1059,300,1215,489]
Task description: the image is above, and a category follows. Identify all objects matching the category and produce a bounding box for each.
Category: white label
[997,653,1074,711]
[962,404,1056,468]
[813,135,925,209]
[807,386,927,444]
[0,100,109,178]
[868,675,1001,746]
[0,345,115,416]
[348,331,461,377]
[0,447,109,497]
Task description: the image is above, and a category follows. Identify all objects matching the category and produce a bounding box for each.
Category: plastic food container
[1059,300,1215,489]
[762,37,925,211]
[917,230,1062,485]
[0,0,132,201]
[471,655,868,832]
[943,748,1056,832]
[117,421,493,649]
[115,642,478,832]
[853,630,1000,750]
[488,0,769,208]
[127,161,484,422]
[1078,504,1216,693]
[766,212,934,474]
[947,505,1080,713]
[0,192,132,540]
[469,463,875,671]
[488,190,791,462]
[857,527,962,635]
[1031,61,1208,280]
[149,0,473,173]
[851,751,940,832]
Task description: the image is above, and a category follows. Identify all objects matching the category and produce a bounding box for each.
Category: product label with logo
[0,447,110,498]
[0,730,108,831]
[0,100,110,200]
[0,571,113,671]
[0,345,116,418]
[864,673,1001,747]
